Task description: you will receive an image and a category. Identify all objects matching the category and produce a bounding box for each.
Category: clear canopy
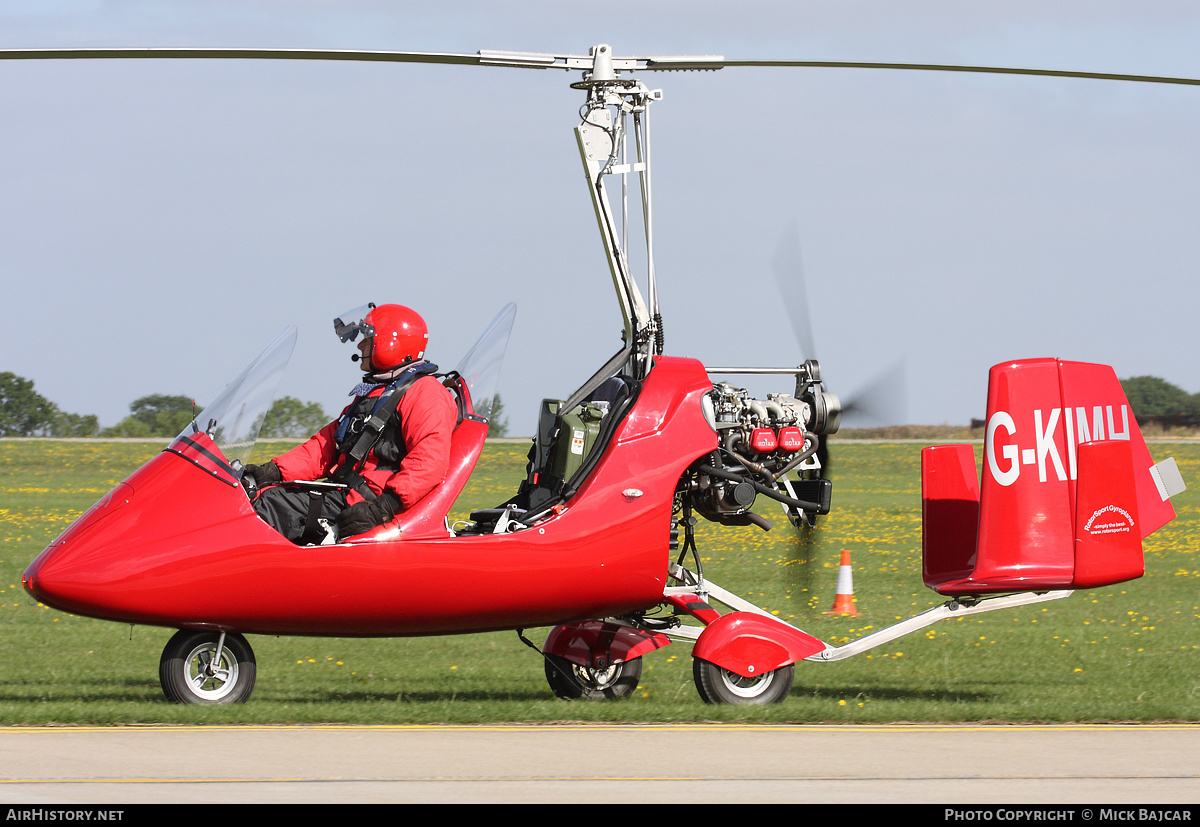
[454,303,517,412]
[177,326,297,470]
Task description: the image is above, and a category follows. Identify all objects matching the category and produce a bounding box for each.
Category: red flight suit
[273,375,457,511]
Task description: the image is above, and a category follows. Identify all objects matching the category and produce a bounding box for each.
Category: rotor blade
[678,58,1200,88]
[771,222,817,363]
[0,46,699,73]
[0,46,724,73]
[0,47,497,67]
[6,49,1198,88]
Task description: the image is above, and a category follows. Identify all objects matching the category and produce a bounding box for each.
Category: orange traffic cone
[825,550,861,616]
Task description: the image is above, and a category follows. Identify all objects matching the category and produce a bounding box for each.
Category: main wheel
[693,658,794,705]
[159,630,256,705]
[544,654,642,700]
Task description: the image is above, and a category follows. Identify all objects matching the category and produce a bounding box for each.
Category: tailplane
[922,358,1185,596]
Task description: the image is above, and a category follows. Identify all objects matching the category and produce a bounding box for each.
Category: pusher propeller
[772,223,907,436]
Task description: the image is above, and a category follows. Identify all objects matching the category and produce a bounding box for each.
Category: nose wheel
[159,630,257,704]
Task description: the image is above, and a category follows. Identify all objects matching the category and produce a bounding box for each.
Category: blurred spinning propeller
[772,222,907,480]
[772,222,907,431]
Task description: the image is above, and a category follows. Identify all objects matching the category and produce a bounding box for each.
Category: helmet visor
[333,303,376,343]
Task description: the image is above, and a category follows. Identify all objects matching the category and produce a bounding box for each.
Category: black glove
[241,460,282,494]
[335,489,401,538]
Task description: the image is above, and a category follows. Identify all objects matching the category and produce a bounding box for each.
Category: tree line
[1120,376,1200,426]
[0,371,510,439]
[2,367,1190,438]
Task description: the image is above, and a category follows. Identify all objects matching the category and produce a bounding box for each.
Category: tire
[159,630,256,705]
[544,654,642,700]
[693,658,794,705]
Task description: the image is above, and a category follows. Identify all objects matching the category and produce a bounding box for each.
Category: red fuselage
[24,357,718,637]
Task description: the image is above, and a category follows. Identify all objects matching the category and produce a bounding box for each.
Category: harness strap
[302,489,325,543]
[329,361,439,498]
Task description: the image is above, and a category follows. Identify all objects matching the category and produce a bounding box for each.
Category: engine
[682,360,840,530]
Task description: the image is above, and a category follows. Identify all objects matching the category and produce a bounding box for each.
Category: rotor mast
[573,45,664,380]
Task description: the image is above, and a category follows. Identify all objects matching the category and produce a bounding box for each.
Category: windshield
[175,326,297,472]
[455,303,516,414]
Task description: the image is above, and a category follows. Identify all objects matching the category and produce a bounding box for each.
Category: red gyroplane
[16,45,1190,704]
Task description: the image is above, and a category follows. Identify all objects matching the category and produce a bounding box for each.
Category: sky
[2,1,1199,434]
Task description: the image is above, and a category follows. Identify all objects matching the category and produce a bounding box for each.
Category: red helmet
[363,304,429,371]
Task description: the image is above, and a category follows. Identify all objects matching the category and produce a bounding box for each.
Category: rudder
[922,358,1182,596]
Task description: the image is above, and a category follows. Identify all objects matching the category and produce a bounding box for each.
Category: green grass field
[1,438,1196,725]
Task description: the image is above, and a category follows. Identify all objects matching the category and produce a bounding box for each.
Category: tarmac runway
[1,723,1198,805]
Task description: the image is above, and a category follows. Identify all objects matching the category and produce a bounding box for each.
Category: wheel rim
[718,667,775,700]
[573,662,620,689]
[183,643,239,702]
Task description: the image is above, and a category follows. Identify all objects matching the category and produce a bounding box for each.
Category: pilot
[242,303,458,544]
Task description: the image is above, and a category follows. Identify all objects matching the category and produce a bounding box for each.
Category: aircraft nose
[22,567,44,601]
[22,482,135,610]
[23,548,56,604]
[23,534,76,606]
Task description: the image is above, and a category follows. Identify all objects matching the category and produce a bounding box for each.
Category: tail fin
[923,358,1184,596]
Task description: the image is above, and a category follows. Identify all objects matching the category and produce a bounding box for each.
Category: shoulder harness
[328,360,439,500]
